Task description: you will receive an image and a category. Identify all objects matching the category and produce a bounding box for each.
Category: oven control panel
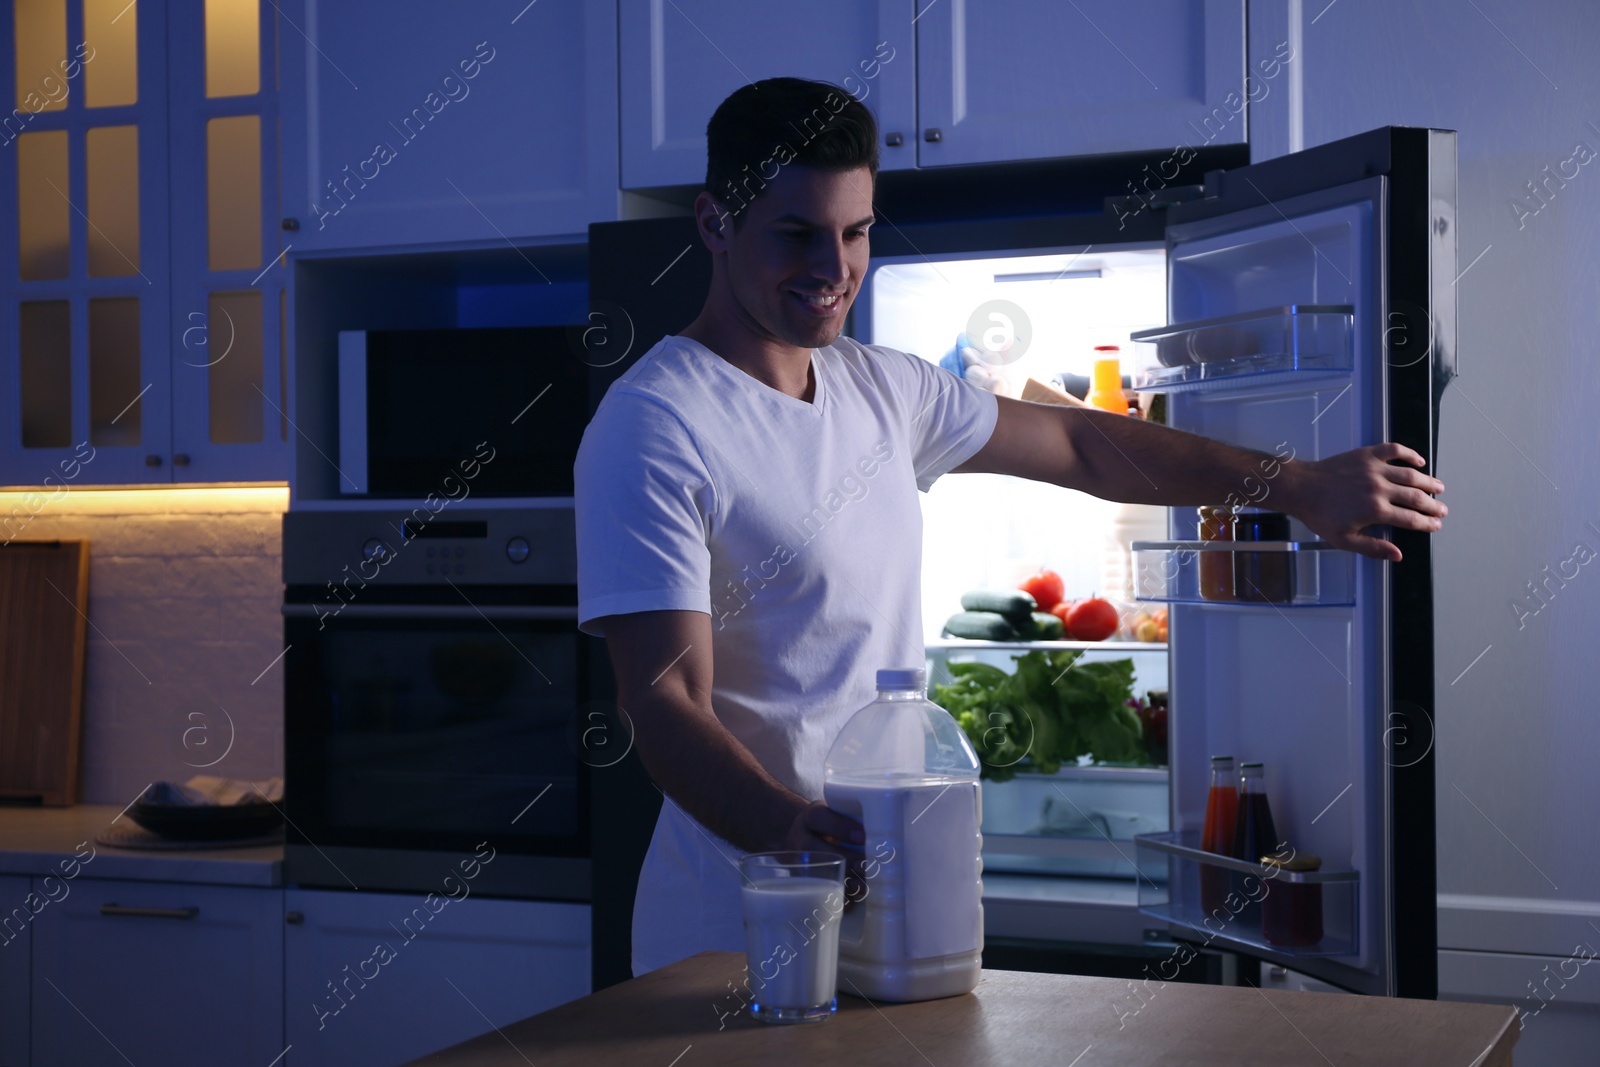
[284,507,576,586]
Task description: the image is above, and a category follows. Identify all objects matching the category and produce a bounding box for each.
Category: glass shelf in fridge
[1130,540,1355,607]
[980,765,1169,878]
[1134,830,1360,958]
[1128,305,1354,393]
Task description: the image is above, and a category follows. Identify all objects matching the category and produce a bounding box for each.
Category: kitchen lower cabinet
[29,878,284,1067]
[916,0,1247,166]
[283,889,590,1067]
[0,876,30,1067]
[1441,949,1600,1067]
[279,0,617,250]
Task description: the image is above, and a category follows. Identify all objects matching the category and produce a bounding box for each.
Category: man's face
[716,165,875,351]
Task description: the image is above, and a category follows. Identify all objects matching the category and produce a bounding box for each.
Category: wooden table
[406,951,1518,1066]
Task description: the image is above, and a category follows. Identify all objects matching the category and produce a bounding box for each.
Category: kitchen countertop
[0,804,282,887]
[404,950,1519,1067]
[0,807,1151,906]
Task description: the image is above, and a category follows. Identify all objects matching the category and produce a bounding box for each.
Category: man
[575,78,1446,976]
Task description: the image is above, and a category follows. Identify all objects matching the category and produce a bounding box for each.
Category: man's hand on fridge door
[1285,442,1446,562]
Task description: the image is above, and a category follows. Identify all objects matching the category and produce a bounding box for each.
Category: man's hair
[704,77,879,227]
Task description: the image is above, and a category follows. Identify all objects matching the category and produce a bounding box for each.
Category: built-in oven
[282,506,596,902]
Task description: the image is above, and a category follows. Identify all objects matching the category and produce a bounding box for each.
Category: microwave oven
[337,326,592,498]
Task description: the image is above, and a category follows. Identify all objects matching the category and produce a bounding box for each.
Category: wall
[1249,0,1600,1056]
[1,487,287,806]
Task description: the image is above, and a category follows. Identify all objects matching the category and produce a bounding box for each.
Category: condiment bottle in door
[1232,761,1279,864]
[824,668,983,1002]
[1199,755,1237,917]
[1230,761,1279,923]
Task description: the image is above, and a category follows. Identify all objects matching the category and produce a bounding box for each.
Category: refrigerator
[587,125,1456,998]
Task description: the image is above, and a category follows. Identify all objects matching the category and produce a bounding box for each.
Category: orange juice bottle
[1087,346,1129,413]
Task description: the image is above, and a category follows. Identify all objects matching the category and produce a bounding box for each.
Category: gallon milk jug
[823,667,983,1002]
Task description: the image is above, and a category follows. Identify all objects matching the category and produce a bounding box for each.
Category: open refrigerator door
[1128,127,1457,998]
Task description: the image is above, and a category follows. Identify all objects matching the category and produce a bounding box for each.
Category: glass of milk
[738,851,846,1024]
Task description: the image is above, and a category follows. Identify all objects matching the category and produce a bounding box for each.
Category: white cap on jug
[876,668,925,691]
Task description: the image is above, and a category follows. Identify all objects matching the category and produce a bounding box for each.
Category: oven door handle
[281,604,578,621]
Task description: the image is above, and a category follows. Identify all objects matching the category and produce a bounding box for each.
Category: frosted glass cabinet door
[618,0,916,189]
[279,0,619,250]
[166,0,290,482]
[916,0,1247,167]
[0,0,174,485]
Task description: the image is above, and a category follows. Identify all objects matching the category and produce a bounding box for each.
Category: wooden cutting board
[0,540,90,806]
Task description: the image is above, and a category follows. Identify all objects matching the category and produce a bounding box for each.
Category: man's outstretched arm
[955,396,1446,561]
[599,609,864,855]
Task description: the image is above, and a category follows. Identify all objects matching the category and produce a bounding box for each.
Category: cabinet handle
[885,132,904,147]
[286,911,305,925]
[172,453,191,467]
[101,903,199,920]
[923,128,943,143]
[144,454,163,467]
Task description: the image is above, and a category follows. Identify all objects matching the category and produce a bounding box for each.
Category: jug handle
[825,792,867,947]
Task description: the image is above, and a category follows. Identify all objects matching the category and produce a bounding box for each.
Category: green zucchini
[1021,611,1065,641]
[959,589,1037,623]
[942,611,1018,641]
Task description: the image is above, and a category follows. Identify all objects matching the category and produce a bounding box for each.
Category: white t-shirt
[574,333,998,975]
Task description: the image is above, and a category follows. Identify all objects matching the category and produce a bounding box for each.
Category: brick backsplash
[0,488,288,806]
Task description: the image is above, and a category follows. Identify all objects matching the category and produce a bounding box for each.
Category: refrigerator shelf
[927,638,1166,652]
[1130,540,1355,607]
[981,765,1168,877]
[1127,305,1354,392]
[982,833,1135,861]
[1134,830,1360,958]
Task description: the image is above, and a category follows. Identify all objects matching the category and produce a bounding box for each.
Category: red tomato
[1065,597,1118,642]
[1049,600,1075,628]
[1018,569,1065,613]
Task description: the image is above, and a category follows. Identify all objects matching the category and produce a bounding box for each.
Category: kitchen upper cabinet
[283,888,591,1067]
[915,0,1247,167]
[30,878,284,1067]
[0,0,290,486]
[166,0,291,482]
[279,1,618,251]
[0,0,174,485]
[0,876,28,1067]
[618,0,916,189]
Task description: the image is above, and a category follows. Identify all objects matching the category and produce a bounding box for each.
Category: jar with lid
[1260,851,1325,947]
[1197,506,1235,601]
[1234,511,1295,603]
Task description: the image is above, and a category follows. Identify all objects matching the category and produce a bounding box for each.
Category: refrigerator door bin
[1128,305,1354,392]
[1134,830,1360,958]
[1130,540,1355,606]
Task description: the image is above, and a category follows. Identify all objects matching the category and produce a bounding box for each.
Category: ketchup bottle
[1199,755,1237,916]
